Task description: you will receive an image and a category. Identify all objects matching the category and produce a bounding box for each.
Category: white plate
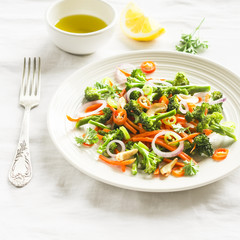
[47,50,240,192]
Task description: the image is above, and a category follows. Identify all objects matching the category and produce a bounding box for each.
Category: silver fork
[9,57,41,187]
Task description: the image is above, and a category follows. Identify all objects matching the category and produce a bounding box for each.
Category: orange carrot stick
[126,119,145,133]
[124,122,137,134]
[97,134,103,140]
[170,132,200,144]
[99,155,136,166]
[163,158,185,167]
[180,132,193,143]
[131,137,193,162]
[85,103,102,113]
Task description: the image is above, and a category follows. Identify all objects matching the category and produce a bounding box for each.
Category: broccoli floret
[125,141,135,151]
[84,82,115,101]
[129,90,142,100]
[147,87,166,102]
[76,107,112,128]
[211,91,223,100]
[192,134,213,157]
[207,103,223,114]
[133,142,162,174]
[97,129,124,155]
[183,141,193,155]
[197,110,237,140]
[125,76,146,91]
[139,109,176,131]
[172,72,190,86]
[185,102,209,122]
[167,95,180,112]
[124,100,143,123]
[131,69,146,82]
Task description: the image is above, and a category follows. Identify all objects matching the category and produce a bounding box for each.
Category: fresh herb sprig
[75,128,99,145]
[176,18,208,54]
[183,159,199,176]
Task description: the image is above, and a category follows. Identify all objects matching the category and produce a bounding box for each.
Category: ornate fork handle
[9,107,32,187]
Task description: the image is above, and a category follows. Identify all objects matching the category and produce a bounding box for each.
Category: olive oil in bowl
[55,14,107,34]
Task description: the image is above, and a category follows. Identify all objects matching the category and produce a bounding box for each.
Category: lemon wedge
[120,2,165,41]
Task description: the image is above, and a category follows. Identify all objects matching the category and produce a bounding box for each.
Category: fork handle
[9,107,32,187]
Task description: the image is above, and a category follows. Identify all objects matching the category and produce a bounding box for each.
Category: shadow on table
[85,178,227,217]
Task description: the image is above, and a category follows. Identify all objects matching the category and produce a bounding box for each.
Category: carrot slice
[203,129,213,136]
[124,122,137,134]
[180,132,193,143]
[154,168,160,175]
[119,68,131,77]
[170,132,200,144]
[163,158,185,167]
[119,88,127,97]
[97,134,103,140]
[99,155,136,166]
[131,137,194,162]
[126,119,145,133]
[85,103,102,113]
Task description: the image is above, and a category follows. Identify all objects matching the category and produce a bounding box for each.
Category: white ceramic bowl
[46,0,117,55]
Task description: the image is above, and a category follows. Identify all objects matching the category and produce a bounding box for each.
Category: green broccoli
[167,95,180,112]
[139,109,176,131]
[192,133,213,157]
[124,99,143,123]
[130,69,146,82]
[170,72,190,86]
[133,142,162,174]
[97,128,124,155]
[196,111,236,140]
[84,81,120,101]
[125,76,146,91]
[128,90,142,100]
[185,102,209,122]
[207,103,223,114]
[76,107,112,128]
[211,91,223,100]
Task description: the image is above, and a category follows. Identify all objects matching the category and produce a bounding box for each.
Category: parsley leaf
[183,159,199,176]
[176,18,208,54]
[172,123,189,133]
[75,128,99,145]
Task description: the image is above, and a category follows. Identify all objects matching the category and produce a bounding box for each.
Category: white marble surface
[1,0,240,239]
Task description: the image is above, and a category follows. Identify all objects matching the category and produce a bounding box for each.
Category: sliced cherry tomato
[171,167,185,177]
[113,108,127,125]
[212,148,229,161]
[137,96,151,109]
[140,61,156,74]
[159,95,169,105]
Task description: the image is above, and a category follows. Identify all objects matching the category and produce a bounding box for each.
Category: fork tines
[21,57,41,98]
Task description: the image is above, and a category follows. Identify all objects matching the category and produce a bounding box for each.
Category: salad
[67,61,237,178]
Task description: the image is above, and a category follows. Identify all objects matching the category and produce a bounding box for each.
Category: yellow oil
[55,14,107,33]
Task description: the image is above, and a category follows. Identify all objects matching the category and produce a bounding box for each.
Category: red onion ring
[115,64,135,84]
[126,88,144,102]
[179,100,189,114]
[106,140,126,158]
[146,79,172,88]
[152,130,184,158]
[209,97,226,105]
[77,100,107,117]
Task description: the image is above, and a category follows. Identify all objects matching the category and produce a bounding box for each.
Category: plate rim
[47,50,240,192]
